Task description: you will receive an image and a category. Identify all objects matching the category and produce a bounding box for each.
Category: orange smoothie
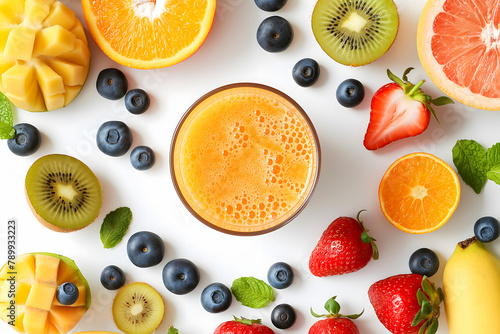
[171,84,320,234]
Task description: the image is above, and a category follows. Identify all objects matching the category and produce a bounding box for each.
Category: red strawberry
[309,296,363,334]
[363,67,454,150]
[368,274,443,334]
[309,211,378,276]
[214,317,274,334]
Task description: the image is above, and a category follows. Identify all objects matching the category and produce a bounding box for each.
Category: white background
[1,1,500,333]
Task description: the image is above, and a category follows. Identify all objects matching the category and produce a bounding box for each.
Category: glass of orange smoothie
[170,83,321,235]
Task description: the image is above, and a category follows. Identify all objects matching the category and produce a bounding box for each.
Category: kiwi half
[25,154,103,232]
[312,0,399,66]
[112,282,165,334]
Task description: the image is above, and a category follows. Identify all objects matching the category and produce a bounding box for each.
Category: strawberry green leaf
[234,317,262,325]
[167,326,179,334]
[452,139,487,194]
[231,277,274,309]
[429,96,454,106]
[311,296,363,319]
[0,92,15,139]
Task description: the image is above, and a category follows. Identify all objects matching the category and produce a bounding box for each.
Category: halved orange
[81,0,216,69]
[417,0,500,110]
[379,152,460,234]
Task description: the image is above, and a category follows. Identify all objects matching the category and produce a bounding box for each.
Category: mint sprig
[231,277,274,309]
[452,139,500,193]
[100,207,133,248]
[0,92,15,139]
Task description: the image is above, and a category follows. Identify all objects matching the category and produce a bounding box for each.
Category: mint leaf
[452,139,487,194]
[231,277,274,308]
[486,165,500,185]
[486,143,500,170]
[0,92,15,139]
[167,326,179,334]
[100,207,132,249]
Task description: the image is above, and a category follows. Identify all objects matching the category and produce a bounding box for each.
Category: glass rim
[169,82,322,236]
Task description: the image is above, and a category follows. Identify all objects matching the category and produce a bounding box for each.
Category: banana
[443,236,500,334]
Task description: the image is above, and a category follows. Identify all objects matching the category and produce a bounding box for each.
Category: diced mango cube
[34,61,65,96]
[6,88,46,112]
[23,308,48,334]
[48,306,86,334]
[33,25,75,57]
[44,93,65,110]
[0,26,13,54]
[46,58,85,86]
[59,39,90,66]
[69,20,88,44]
[24,0,53,25]
[63,85,82,107]
[4,25,38,60]
[42,1,75,30]
[0,280,12,302]
[1,63,36,97]
[0,302,25,333]
[14,281,32,305]
[0,279,29,304]
[35,255,60,285]
[25,283,56,311]
[46,321,60,334]
[0,0,24,25]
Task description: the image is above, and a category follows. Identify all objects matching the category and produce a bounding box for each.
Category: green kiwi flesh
[112,282,165,334]
[312,0,399,66]
[25,154,103,232]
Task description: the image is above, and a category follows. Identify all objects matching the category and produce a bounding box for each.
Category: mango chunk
[33,25,75,57]
[24,0,53,25]
[0,302,25,333]
[0,280,31,304]
[1,63,36,97]
[4,25,38,60]
[25,283,56,311]
[0,0,24,25]
[48,306,86,334]
[69,20,88,44]
[34,255,60,286]
[63,85,82,107]
[0,254,36,283]
[34,61,64,96]
[44,93,64,111]
[42,1,75,30]
[46,59,85,86]
[46,322,60,334]
[0,26,13,54]
[59,39,90,66]
[6,88,46,112]
[23,308,48,334]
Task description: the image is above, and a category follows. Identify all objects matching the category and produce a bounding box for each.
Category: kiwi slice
[312,0,399,66]
[25,154,103,232]
[112,282,165,334]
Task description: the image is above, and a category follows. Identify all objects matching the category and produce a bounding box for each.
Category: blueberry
[127,231,165,268]
[474,216,500,243]
[200,282,232,313]
[267,262,294,289]
[56,282,79,305]
[254,0,287,11]
[336,79,365,108]
[125,89,150,115]
[96,68,128,100]
[292,58,320,87]
[130,146,156,171]
[256,16,293,53]
[7,123,41,156]
[100,265,126,290]
[271,303,297,329]
[409,248,439,277]
[96,120,133,157]
[162,258,200,295]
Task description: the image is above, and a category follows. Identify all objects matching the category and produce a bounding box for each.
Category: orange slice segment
[417,0,500,110]
[81,0,217,69]
[379,152,460,234]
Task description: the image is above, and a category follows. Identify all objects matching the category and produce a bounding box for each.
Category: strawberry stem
[408,80,425,96]
[310,296,364,320]
[356,210,379,260]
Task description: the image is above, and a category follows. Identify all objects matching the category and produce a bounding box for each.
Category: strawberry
[309,296,363,334]
[309,210,378,277]
[368,274,443,334]
[214,317,275,334]
[363,67,454,150]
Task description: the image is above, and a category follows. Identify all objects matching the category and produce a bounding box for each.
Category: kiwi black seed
[312,0,399,66]
[25,154,103,232]
[112,282,165,334]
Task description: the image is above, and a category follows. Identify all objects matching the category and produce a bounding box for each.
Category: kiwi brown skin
[24,154,103,232]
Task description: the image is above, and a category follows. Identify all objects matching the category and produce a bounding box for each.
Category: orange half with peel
[417,0,500,110]
[81,0,216,69]
[379,152,460,234]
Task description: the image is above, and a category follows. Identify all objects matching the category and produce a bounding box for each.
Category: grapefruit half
[417,0,500,110]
